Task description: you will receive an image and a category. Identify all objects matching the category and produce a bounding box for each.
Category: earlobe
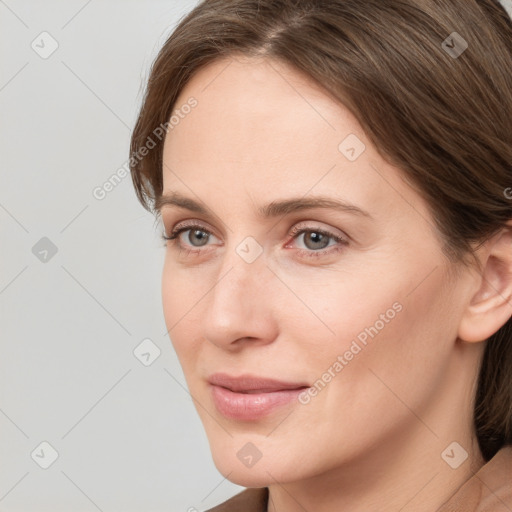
[458,224,512,343]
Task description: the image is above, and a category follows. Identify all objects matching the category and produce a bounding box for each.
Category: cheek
[288,256,455,385]
[302,265,456,422]
[279,265,404,356]
[161,259,204,364]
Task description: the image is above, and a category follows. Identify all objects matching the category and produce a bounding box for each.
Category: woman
[129,0,512,510]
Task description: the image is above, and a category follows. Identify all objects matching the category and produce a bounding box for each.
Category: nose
[202,245,279,350]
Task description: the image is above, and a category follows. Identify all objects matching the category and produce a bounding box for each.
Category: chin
[209,441,308,488]
[219,467,273,488]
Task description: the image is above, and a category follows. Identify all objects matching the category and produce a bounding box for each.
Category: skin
[158,54,512,512]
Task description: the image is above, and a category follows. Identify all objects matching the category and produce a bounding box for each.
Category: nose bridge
[216,232,267,294]
[210,239,265,315]
[203,238,275,346]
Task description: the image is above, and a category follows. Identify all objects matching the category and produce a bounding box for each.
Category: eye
[161,220,348,259]
[161,222,218,253]
[286,223,348,259]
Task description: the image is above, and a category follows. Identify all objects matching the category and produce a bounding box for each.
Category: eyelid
[165,219,219,239]
[287,221,347,243]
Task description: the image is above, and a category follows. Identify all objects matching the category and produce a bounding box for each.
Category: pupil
[190,229,208,246]
[306,231,329,250]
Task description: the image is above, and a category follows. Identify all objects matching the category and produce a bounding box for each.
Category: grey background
[502,0,512,17]
[0,1,244,510]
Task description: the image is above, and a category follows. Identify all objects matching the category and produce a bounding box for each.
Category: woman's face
[160,55,477,486]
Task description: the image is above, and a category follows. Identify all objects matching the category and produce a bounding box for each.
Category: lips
[208,373,310,420]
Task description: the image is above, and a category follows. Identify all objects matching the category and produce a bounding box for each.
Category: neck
[267,430,484,512]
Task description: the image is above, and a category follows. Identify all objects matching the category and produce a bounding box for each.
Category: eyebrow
[155,191,372,219]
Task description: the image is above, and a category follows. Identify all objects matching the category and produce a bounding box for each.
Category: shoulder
[474,445,512,512]
[437,445,512,512]
[205,487,268,512]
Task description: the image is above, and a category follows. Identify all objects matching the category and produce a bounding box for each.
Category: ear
[458,221,512,343]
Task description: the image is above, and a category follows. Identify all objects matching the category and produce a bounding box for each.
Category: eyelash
[161,221,348,260]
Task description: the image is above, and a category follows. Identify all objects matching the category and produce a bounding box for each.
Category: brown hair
[130,0,512,461]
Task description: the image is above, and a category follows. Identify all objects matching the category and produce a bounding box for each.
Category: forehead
[160,56,432,228]
[165,55,356,164]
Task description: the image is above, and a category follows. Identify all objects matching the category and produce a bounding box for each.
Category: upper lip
[208,373,310,393]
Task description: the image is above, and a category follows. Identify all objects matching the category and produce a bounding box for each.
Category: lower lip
[210,384,305,421]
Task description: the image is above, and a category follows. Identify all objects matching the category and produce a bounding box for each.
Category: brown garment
[206,446,512,512]
[207,487,268,512]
